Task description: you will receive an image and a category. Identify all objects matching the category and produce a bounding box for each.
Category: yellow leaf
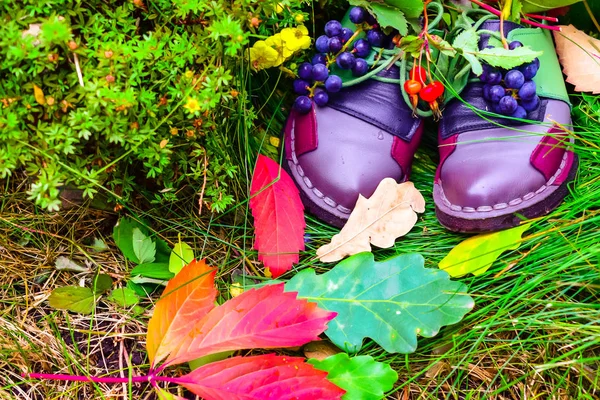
[316,179,425,263]
[160,139,168,149]
[33,84,46,105]
[554,25,600,94]
[439,224,530,278]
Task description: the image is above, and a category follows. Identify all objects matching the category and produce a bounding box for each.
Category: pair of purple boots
[283,20,577,233]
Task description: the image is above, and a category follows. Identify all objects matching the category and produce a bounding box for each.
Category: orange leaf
[146,259,217,367]
[163,284,336,367]
[554,25,600,94]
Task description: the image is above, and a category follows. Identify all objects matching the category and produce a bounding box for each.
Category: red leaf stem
[524,13,559,23]
[469,0,561,31]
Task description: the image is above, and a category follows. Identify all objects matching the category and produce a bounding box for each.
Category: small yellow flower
[294,13,305,23]
[280,26,311,52]
[248,40,280,70]
[265,34,291,66]
[170,127,178,135]
[184,70,194,79]
[183,97,201,113]
[275,2,284,13]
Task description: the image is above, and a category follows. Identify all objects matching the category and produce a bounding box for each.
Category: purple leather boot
[284,66,424,227]
[434,20,578,232]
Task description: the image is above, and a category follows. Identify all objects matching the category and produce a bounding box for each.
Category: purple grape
[511,106,527,119]
[324,75,342,92]
[505,69,525,89]
[483,84,492,101]
[519,61,539,80]
[509,41,523,50]
[336,52,356,69]
[297,62,313,81]
[294,96,312,113]
[328,37,343,53]
[312,63,329,82]
[324,20,342,37]
[349,7,366,24]
[518,80,536,100]
[498,96,518,115]
[365,12,377,25]
[489,85,506,103]
[313,89,329,106]
[352,58,369,76]
[366,29,384,47]
[340,28,353,43]
[487,69,503,85]
[521,95,540,112]
[316,35,330,53]
[293,79,310,95]
[353,39,371,58]
[312,53,327,65]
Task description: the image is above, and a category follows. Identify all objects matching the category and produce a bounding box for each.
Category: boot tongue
[327,66,422,143]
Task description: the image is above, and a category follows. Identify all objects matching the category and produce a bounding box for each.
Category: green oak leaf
[439,224,531,277]
[48,286,95,314]
[169,241,194,274]
[369,3,408,36]
[131,262,174,280]
[309,353,398,400]
[132,227,156,264]
[522,0,582,13]
[475,46,543,70]
[106,287,140,307]
[286,253,474,353]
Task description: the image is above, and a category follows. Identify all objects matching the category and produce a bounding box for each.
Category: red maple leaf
[249,155,305,278]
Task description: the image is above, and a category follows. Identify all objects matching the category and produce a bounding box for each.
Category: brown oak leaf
[554,25,600,94]
[316,179,425,263]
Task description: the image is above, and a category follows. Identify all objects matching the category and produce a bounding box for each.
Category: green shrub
[0,0,306,212]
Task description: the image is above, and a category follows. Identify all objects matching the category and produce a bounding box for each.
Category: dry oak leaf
[316,178,425,263]
[554,25,600,94]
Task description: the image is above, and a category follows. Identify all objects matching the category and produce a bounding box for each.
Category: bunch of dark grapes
[480,41,540,119]
[293,6,387,114]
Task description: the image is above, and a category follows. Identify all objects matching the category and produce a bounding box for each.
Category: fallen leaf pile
[554,24,600,94]
[316,179,425,262]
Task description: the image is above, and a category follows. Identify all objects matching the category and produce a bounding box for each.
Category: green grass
[2,39,600,400]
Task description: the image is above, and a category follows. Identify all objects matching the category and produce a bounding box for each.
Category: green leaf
[132,228,156,264]
[452,29,483,76]
[522,0,582,13]
[93,274,113,294]
[286,253,474,353]
[430,36,456,57]
[169,241,194,274]
[476,46,543,70]
[131,262,174,280]
[106,287,140,307]
[48,286,95,314]
[369,4,408,36]
[383,0,423,19]
[510,0,523,21]
[439,224,530,278]
[154,238,172,264]
[309,353,398,400]
[113,217,149,264]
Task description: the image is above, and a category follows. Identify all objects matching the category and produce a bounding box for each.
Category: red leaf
[174,354,345,400]
[147,259,217,367]
[249,155,305,278]
[163,283,335,366]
